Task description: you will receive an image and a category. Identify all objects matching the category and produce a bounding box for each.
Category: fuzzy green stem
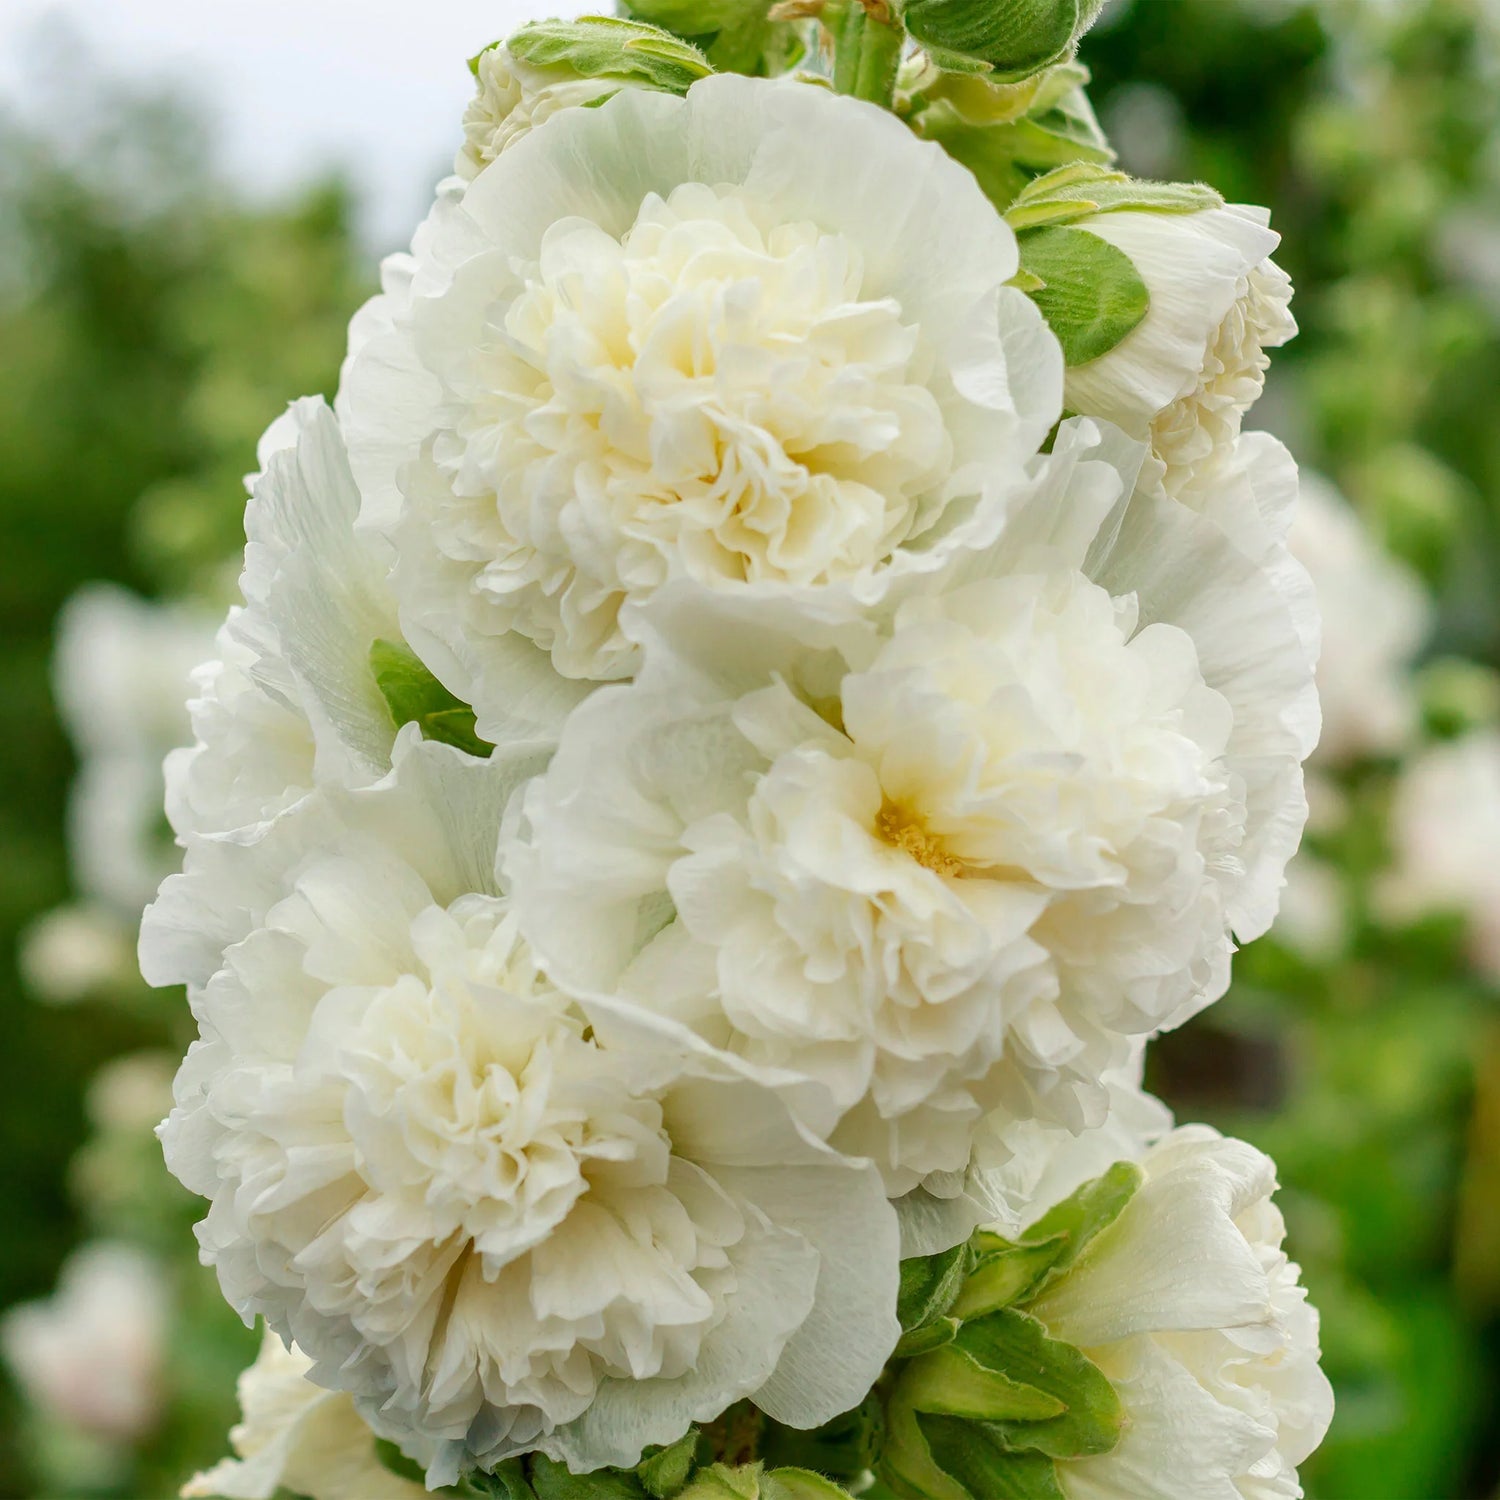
[830,1,905,108]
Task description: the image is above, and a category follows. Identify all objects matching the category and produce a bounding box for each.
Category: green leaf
[495,17,712,92]
[1006,163,1224,230]
[901,0,1107,83]
[915,1415,1065,1500]
[375,1438,430,1487]
[897,1243,970,1335]
[950,1309,1125,1459]
[638,1431,700,1498]
[369,638,493,758]
[465,1461,537,1499]
[530,1455,649,1499]
[1016,225,1150,366]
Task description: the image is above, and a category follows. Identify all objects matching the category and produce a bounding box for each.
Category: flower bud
[901,0,1108,81]
[1056,200,1295,499]
[458,20,711,181]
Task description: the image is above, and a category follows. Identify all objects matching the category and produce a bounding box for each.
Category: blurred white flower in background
[0,1241,168,1444]
[1381,728,1500,979]
[20,585,217,1001]
[54,584,218,913]
[18,902,138,1004]
[1288,472,1430,766]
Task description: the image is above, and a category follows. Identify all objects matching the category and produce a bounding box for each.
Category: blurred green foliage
[0,53,368,1499]
[1086,1,1500,1495]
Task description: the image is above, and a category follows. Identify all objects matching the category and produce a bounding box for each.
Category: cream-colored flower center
[875,799,967,878]
[434,180,954,675]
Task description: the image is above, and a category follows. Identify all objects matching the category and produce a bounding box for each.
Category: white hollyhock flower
[339,74,1063,719]
[148,731,899,1482]
[54,584,217,914]
[166,398,578,846]
[0,1242,167,1443]
[165,398,397,842]
[1028,1128,1333,1500]
[1061,206,1295,500]
[1379,729,1500,979]
[1287,473,1428,765]
[183,1332,428,1500]
[509,419,1317,1200]
[456,42,635,181]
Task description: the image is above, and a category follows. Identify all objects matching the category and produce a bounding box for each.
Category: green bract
[1016,224,1150,366]
[879,1163,1141,1499]
[900,0,1108,82]
[477,16,713,92]
[955,1160,1143,1318]
[680,1464,851,1498]
[905,60,1112,213]
[530,1455,649,1498]
[369,639,492,758]
[1005,161,1224,230]
[883,1311,1124,1500]
[638,1432,702,1498]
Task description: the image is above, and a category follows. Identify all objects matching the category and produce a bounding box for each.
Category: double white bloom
[340,75,1061,706]
[147,66,1329,1494]
[511,417,1316,1202]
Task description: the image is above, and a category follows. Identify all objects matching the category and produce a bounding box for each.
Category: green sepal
[638,1430,701,1498]
[947,1309,1124,1458]
[900,0,1107,83]
[1016,225,1150,367]
[369,638,492,758]
[899,1342,1067,1423]
[1006,163,1224,230]
[880,1300,1126,1497]
[680,1464,850,1499]
[375,1438,430,1487]
[954,1161,1143,1319]
[909,62,1112,213]
[478,17,713,93]
[897,1243,970,1337]
[915,1416,1065,1500]
[530,1454,648,1498]
[893,1313,961,1359]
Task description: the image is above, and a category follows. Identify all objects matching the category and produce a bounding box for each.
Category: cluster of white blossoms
[149,25,1332,1500]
